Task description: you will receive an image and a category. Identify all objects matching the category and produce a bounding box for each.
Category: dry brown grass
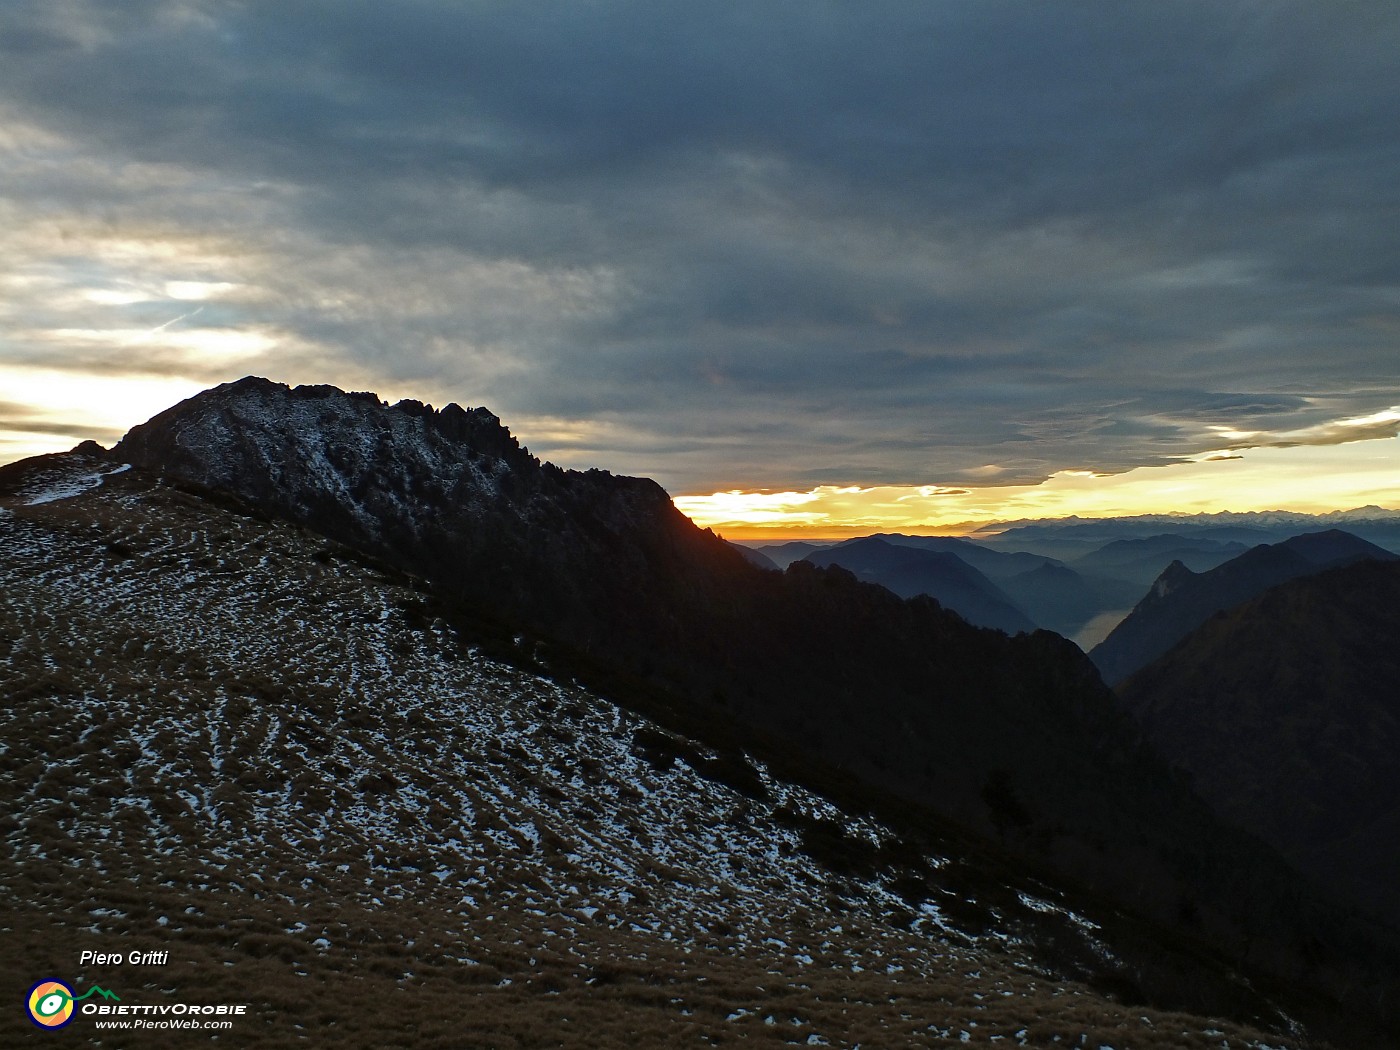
[3,889,1305,1049]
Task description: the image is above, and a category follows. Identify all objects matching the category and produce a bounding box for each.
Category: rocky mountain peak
[116,375,542,482]
[110,376,713,653]
[1150,559,1196,599]
[1093,528,1397,686]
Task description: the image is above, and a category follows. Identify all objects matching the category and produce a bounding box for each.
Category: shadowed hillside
[1118,559,1400,929]
[802,536,1037,634]
[0,450,1339,1049]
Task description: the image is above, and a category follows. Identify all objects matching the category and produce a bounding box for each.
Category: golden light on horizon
[675,436,1400,539]
[673,488,829,526]
[0,366,211,461]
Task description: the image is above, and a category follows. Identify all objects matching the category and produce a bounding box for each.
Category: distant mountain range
[971,511,1400,562]
[1117,559,1400,928]
[973,506,1400,533]
[751,533,1157,643]
[1089,530,1400,685]
[802,537,1037,634]
[745,516,1400,654]
[1067,534,1248,587]
[865,533,1059,580]
[751,539,828,568]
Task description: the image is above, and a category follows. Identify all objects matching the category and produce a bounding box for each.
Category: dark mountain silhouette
[1089,530,1400,685]
[864,534,1141,640]
[803,537,1036,634]
[750,539,830,567]
[1070,534,1249,587]
[867,533,1058,580]
[728,541,778,569]
[88,377,1400,1044]
[1117,560,1400,928]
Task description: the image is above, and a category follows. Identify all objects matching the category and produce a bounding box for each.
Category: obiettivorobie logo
[25,976,249,1032]
[26,980,120,1029]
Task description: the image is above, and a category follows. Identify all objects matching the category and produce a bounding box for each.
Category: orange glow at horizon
[674,437,1400,539]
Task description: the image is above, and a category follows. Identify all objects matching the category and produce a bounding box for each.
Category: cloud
[1221,407,1400,451]
[1,1,1398,493]
[0,400,114,441]
[0,416,118,442]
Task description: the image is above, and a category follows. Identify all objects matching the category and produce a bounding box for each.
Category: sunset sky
[2,1,1397,536]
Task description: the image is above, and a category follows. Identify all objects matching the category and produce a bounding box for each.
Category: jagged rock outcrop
[115,376,722,648]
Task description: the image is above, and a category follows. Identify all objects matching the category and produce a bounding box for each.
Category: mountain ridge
[18,374,1398,1045]
[1,453,1341,1048]
[1089,529,1400,685]
[1116,559,1400,929]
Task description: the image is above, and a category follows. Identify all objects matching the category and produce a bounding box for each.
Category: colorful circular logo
[27,980,76,1029]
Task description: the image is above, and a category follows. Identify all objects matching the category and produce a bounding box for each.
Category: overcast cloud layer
[2,0,1398,492]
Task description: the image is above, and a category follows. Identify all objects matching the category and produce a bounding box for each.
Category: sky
[2,1,1398,536]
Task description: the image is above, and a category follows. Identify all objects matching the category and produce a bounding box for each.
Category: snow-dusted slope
[0,457,1300,1048]
[115,377,567,540]
[104,376,1382,1041]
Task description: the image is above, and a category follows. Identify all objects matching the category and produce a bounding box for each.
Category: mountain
[1070,534,1250,587]
[111,378,1128,856]
[867,533,1059,580]
[13,375,1396,1045]
[750,539,832,568]
[971,520,1225,562]
[867,534,1144,641]
[974,513,1400,564]
[1117,560,1400,928]
[113,377,728,662]
[0,451,1336,1048]
[728,540,779,569]
[803,537,1037,634]
[1089,530,1400,685]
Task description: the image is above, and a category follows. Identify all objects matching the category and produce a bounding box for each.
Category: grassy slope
[0,464,1307,1048]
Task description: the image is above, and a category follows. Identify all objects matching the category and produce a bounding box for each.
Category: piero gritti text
[80,949,170,966]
